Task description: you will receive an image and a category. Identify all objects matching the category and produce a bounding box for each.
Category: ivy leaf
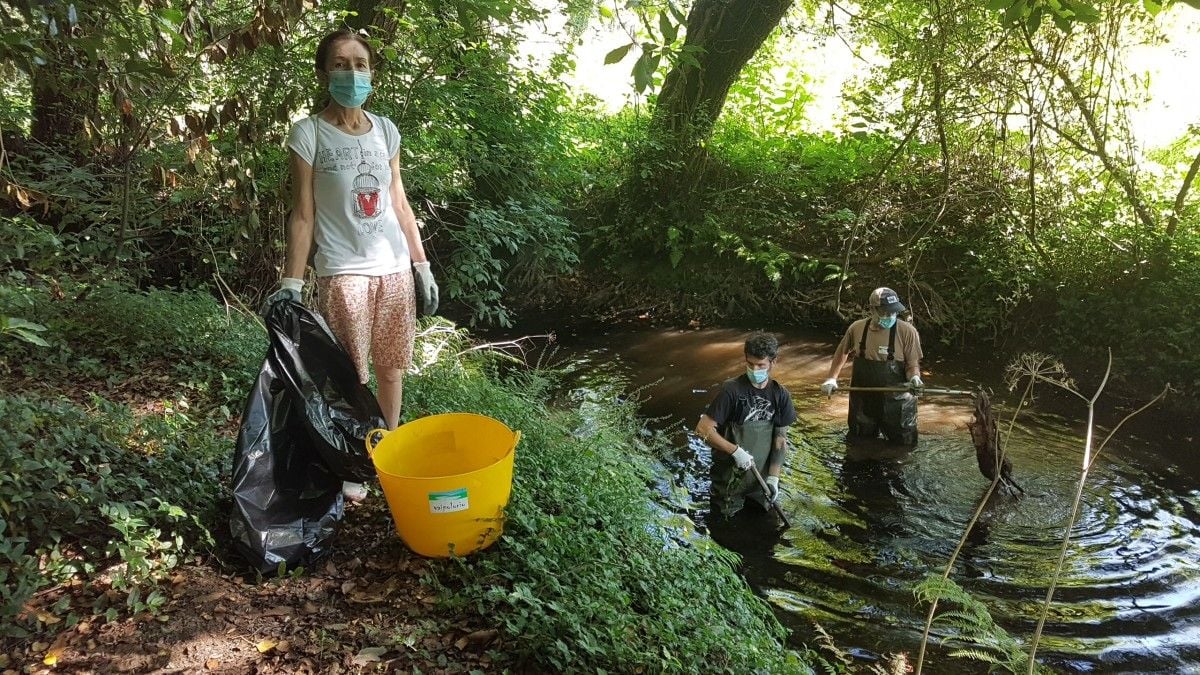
[603,43,635,64]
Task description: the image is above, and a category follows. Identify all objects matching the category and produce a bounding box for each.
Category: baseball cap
[869,287,906,314]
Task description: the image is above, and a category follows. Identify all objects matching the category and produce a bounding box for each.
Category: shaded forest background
[2,0,1199,403]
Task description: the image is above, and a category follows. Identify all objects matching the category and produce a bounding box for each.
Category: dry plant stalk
[915,351,1168,675]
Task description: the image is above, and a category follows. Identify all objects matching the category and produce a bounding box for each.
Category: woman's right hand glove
[820,378,838,396]
[730,446,754,470]
[261,278,304,317]
[413,262,439,316]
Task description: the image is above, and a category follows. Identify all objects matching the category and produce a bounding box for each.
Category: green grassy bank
[0,280,816,673]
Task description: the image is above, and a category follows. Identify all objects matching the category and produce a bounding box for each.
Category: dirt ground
[3,498,504,675]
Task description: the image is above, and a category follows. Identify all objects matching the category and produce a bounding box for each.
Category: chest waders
[710,417,776,518]
[848,324,918,445]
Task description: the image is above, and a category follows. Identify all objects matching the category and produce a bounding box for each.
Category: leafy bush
[0,395,228,637]
[403,329,810,673]
[0,280,263,413]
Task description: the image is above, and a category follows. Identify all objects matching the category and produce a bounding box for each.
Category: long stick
[749,464,791,529]
[841,386,976,396]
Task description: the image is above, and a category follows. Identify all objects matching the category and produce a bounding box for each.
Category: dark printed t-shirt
[704,374,797,438]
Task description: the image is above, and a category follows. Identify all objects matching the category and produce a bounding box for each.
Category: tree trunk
[652,0,793,150]
[643,0,792,199]
[30,9,99,156]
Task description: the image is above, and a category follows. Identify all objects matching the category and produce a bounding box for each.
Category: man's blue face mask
[328,70,372,108]
[746,364,771,385]
[877,313,898,329]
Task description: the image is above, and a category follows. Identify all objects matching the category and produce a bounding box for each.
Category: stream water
[505,322,1199,673]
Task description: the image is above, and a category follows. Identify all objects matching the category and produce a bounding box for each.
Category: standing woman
[266,30,438,500]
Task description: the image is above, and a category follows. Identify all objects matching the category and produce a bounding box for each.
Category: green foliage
[914,576,1047,673]
[0,280,262,413]
[0,395,228,637]
[401,329,810,673]
[441,196,579,327]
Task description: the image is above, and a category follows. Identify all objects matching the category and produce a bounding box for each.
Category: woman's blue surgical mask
[747,367,769,385]
[328,70,372,108]
[877,314,898,329]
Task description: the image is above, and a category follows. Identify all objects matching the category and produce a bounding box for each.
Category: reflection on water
[507,324,1200,673]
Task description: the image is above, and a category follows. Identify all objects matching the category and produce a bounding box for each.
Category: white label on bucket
[428,488,469,514]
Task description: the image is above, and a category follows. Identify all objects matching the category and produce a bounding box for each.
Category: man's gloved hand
[765,475,780,503]
[413,261,439,316]
[730,446,754,471]
[262,278,304,317]
[820,378,838,396]
[909,374,925,390]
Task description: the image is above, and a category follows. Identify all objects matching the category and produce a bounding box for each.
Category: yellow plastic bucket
[367,413,520,558]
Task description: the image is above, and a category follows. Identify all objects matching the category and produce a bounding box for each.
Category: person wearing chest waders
[695,333,798,519]
[821,287,924,446]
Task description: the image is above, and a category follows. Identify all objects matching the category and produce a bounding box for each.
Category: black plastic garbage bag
[229,301,384,574]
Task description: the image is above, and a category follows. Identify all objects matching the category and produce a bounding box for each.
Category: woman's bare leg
[376,365,404,430]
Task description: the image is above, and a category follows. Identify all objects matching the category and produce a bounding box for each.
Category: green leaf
[658,13,677,43]
[1002,0,1028,24]
[157,8,185,28]
[1179,0,1200,9]
[632,52,655,92]
[12,330,49,347]
[1026,5,1045,30]
[986,0,1012,10]
[669,1,687,24]
[603,43,635,64]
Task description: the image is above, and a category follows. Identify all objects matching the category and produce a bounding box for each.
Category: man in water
[821,287,924,445]
[696,332,797,518]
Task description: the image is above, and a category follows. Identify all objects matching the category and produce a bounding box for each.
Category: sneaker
[342,481,368,503]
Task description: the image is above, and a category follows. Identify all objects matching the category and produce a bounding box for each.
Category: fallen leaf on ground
[352,647,387,666]
[259,606,293,617]
[205,659,220,669]
[256,639,277,653]
[36,610,62,625]
[43,647,64,665]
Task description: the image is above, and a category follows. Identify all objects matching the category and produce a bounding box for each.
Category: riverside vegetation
[0,281,818,672]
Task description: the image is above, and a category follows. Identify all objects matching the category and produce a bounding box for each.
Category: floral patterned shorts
[317,272,416,384]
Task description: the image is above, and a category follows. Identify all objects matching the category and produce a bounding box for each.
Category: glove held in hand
[413,261,439,316]
[765,475,780,502]
[730,446,754,471]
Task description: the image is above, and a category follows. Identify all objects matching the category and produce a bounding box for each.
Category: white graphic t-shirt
[286,112,409,277]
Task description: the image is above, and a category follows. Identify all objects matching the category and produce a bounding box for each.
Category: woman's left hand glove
[413,262,439,316]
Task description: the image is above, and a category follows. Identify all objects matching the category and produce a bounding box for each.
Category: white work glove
[262,277,303,317]
[730,446,754,471]
[909,374,924,390]
[820,378,838,396]
[765,475,780,503]
[413,261,439,316]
